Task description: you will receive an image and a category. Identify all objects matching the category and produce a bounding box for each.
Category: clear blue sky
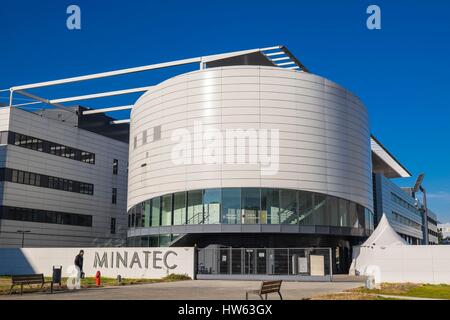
[1,0,449,221]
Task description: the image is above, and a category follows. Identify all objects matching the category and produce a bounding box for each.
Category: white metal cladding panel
[378,174,423,239]
[128,66,373,211]
[0,108,129,246]
[0,107,11,131]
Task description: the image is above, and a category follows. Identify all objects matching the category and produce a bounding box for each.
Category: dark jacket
[74,254,84,272]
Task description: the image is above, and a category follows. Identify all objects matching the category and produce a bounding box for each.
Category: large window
[127,188,374,232]
[298,191,314,225]
[314,194,327,225]
[187,190,203,224]
[242,188,260,224]
[143,200,151,227]
[222,188,241,224]
[204,189,221,224]
[151,198,161,227]
[261,188,279,224]
[173,192,186,225]
[279,189,297,224]
[161,194,172,226]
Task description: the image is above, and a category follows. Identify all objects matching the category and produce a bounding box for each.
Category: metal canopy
[371,135,412,178]
[2,45,309,121]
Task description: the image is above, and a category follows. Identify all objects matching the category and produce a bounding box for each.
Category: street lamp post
[16,230,31,248]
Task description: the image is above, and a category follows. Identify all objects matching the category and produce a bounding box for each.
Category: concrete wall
[351,245,450,284]
[128,66,372,212]
[0,107,128,247]
[0,247,195,279]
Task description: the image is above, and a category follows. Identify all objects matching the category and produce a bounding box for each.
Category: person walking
[74,250,85,279]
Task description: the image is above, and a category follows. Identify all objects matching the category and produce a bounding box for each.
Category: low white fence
[350,245,450,284]
[0,247,195,279]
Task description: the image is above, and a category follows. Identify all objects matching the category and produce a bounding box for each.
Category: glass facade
[128,187,374,232]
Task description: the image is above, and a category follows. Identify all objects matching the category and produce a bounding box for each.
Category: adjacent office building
[0,106,129,247]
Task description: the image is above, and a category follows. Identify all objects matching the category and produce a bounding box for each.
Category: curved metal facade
[128,66,373,217]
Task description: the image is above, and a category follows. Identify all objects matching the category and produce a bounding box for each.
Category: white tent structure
[360,214,408,248]
[350,214,450,284]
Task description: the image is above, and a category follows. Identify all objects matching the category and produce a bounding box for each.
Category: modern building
[0,106,129,247]
[1,45,440,274]
[438,223,450,241]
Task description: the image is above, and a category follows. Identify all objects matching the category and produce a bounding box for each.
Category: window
[113,159,118,175]
[161,194,172,226]
[222,188,241,224]
[187,190,203,224]
[127,188,374,230]
[112,188,117,204]
[173,192,186,225]
[153,126,161,141]
[314,194,327,225]
[0,205,92,227]
[261,188,279,224]
[142,130,148,145]
[298,191,314,225]
[241,188,260,224]
[204,189,221,224]
[151,197,161,227]
[1,168,93,195]
[134,136,137,149]
[6,131,95,164]
[110,217,116,234]
[279,189,297,224]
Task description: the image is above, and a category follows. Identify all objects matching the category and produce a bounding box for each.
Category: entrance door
[244,249,256,274]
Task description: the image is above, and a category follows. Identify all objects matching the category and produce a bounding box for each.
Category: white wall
[128,66,372,211]
[0,247,195,279]
[0,107,129,247]
[351,245,450,284]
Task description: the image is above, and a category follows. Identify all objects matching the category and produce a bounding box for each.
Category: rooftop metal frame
[2,45,309,120]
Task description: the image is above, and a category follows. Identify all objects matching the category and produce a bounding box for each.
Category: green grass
[0,274,191,295]
[352,283,450,299]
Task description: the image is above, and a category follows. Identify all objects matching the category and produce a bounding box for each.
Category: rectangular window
[161,194,172,226]
[261,188,279,224]
[314,194,327,225]
[222,188,241,224]
[204,189,221,224]
[113,159,118,175]
[112,188,117,204]
[134,136,137,149]
[153,125,161,141]
[298,191,314,225]
[173,192,186,225]
[187,190,203,224]
[110,217,116,234]
[151,197,161,227]
[241,188,260,224]
[142,130,148,145]
[0,205,92,227]
[279,189,297,224]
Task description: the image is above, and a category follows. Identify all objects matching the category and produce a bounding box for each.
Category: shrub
[162,274,191,281]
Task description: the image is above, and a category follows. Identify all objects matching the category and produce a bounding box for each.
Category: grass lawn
[312,292,398,300]
[0,274,191,295]
[351,283,450,299]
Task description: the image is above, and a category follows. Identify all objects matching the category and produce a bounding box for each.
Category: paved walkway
[0,280,364,300]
